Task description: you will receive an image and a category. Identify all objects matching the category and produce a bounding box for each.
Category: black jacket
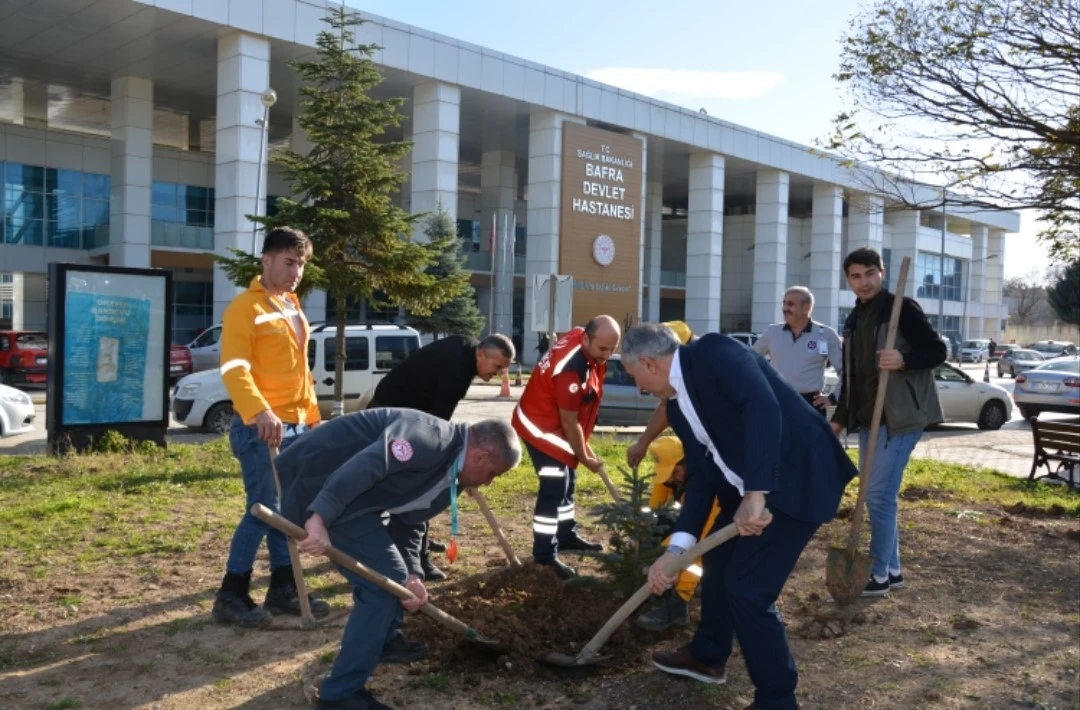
[369,335,478,420]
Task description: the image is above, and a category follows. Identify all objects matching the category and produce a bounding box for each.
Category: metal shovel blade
[825,544,872,607]
[538,651,608,668]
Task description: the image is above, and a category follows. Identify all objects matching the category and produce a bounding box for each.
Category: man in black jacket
[831,247,946,598]
[367,333,515,579]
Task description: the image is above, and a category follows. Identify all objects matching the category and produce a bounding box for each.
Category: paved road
[3,365,1076,483]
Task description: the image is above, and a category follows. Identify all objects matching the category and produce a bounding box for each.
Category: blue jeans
[319,513,407,701]
[224,416,307,575]
[858,424,922,580]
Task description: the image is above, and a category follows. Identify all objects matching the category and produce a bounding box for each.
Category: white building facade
[0,0,1017,360]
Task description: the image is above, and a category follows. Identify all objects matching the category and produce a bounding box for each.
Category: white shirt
[667,350,745,551]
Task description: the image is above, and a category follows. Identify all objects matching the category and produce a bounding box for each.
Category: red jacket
[511,328,605,468]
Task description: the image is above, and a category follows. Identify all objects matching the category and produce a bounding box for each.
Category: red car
[0,331,48,386]
[170,344,193,382]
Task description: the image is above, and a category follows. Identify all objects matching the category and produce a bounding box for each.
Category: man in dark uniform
[367,333,515,581]
[277,409,521,710]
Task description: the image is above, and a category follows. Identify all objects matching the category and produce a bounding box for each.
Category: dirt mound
[409,565,668,679]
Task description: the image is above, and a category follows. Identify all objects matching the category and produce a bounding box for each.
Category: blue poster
[62,291,152,425]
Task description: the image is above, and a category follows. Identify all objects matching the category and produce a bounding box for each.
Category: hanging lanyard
[446,456,461,564]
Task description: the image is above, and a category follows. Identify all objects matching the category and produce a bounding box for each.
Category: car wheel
[204,402,235,434]
[977,400,1007,430]
[0,368,9,386]
[1018,406,1038,421]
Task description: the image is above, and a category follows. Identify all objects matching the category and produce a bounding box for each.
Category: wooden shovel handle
[578,521,741,661]
[467,488,522,567]
[596,464,623,503]
[250,503,473,637]
[268,447,314,623]
[844,257,911,555]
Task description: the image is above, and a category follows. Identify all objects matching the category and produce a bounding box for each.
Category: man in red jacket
[511,315,621,579]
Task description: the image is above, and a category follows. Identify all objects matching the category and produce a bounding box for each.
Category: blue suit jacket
[668,334,857,536]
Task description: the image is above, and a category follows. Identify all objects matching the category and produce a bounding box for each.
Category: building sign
[560,123,643,326]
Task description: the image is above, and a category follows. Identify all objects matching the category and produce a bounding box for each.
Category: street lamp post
[938,191,947,347]
[251,88,278,254]
[961,253,999,343]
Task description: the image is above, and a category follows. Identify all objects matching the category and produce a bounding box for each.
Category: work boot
[264,565,331,618]
[317,687,395,709]
[212,571,272,628]
[421,552,448,582]
[636,590,689,631]
[378,630,429,663]
[558,534,604,553]
[535,557,577,580]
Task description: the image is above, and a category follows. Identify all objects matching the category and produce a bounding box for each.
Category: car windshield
[15,333,47,348]
[1012,350,1042,359]
[1035,359,1080,373]
[1030,343,1064,353]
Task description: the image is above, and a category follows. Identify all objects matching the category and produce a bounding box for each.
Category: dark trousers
[690,479,820,710]
[527,441,578,559]
[799,392,827,417]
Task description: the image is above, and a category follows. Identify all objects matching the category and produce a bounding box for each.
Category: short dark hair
[843,247,884,275]
[262,227,312,258]
[478,333,515,361]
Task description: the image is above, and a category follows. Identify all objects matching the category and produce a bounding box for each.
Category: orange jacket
[219,277,320,425]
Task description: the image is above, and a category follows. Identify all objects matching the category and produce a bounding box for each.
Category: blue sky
[353,0,1048,279]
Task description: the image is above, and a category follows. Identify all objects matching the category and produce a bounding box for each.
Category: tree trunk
[332,287,347,419]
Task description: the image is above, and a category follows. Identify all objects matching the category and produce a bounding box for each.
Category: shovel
[269,447,317,628]
[825,256,911,607]
[541,520,742,668]
[250,503,506,655]
[596,464,623,503]
[467,487,522,567]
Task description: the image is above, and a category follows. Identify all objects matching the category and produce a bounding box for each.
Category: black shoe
[213,572,272,628]
[427,539,447,553]
[888,573,906,590]
[421,553,448,582]
[636,590,689,631]
[317,687,395,710]
[263,566,331,618]
[535,557,577,580]
[558,534,604,553]
[861,577,891,598]
[379,632,429,663]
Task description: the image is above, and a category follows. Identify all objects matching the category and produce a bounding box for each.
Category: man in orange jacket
[636,435,721,631]
[213,226,328,628]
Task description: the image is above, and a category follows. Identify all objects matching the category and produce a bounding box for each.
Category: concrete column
[885,210,920,298]
[847,193,884,253]
[212,32,271,322]
[633,133,649,324]
[986,228,1005,307]
[809,183,843,328]
[109,76,153,268]
[481,149,517,337]
[644,171,664,322]
[411,82,460,239]
[686,152,724,335]
[967,225,988,337]
[524,111,583,356]
[751,170,789,332]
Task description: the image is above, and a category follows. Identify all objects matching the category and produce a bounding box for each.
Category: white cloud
[584,67,785,101]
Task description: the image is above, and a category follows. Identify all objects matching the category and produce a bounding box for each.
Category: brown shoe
[652,644,726,684]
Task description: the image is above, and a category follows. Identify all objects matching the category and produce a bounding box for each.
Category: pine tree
[1046,259,1080,326]
[406,206,486,338]
[213,7,465,416]
[595,465,669,598]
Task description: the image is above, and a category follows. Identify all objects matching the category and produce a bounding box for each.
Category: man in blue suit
[620,323,857,710]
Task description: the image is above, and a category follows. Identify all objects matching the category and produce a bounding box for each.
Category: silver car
[1013,357,1080,420]
[933,363,1013,430]
[997,349,1045,378]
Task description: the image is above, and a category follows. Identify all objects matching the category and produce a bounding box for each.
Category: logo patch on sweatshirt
[390,439,414,462]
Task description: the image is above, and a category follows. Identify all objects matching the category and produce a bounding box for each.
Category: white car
[0,384,35,437]
[960,339,991,363]
[933,362,1013,430]
[726,331,761,348]
[172,323,421,433]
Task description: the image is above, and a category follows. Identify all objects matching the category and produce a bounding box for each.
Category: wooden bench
[1029,420,1080,486]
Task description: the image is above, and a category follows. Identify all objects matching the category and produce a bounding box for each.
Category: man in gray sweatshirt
[275,409,521,710]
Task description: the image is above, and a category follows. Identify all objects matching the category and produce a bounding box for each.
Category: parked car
[996,349,1044,378]
[0,330,48,386]
[186,324,223,372]
[993,343,1018,361]
[960,339,991,363]
[1012,356,1080,420]
[0,383,35,437]
[725,332,761,348]
[933,362,1013,430]
[596,354,838,426]
[171,323,421,433]
[1027,340,1078,359]
[170,344,193,382]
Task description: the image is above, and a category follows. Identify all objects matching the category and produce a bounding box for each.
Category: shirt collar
[669,349,685,397]
[782,320,815,337]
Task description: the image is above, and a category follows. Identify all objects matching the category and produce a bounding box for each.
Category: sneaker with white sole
[861,577,890,597]
[888,573,906,589]
[652,645,727,684]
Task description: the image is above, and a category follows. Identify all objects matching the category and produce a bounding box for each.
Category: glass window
[82,174,110,201]
[1039,359,1080,373]
[604,358,634,386]
[934,364,967,382]
[56,169,82,197]
[325,336,372,372]
[152,181,177,205]
[375,335,418,371]
[6,163,44,190]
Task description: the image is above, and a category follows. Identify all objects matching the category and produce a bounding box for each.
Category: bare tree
[1004,272,1047,325]
[823,0,1080,261]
